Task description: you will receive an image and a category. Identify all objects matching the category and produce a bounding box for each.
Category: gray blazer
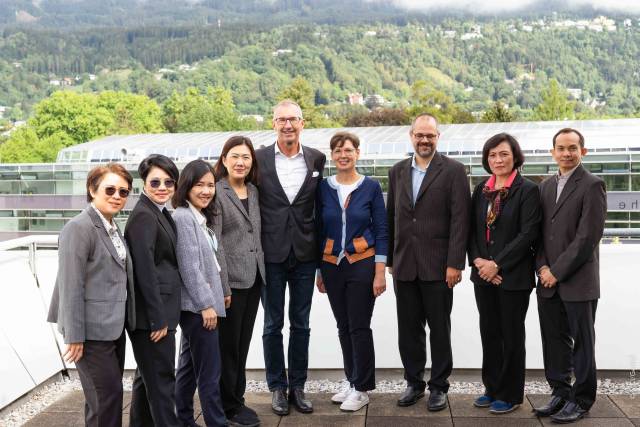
[48,206,136,344]
[173,206,228,316]
[213,178,265,289]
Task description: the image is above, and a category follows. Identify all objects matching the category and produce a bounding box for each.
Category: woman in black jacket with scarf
[468,133,541,414]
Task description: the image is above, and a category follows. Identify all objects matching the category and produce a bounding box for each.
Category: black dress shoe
[227,405,260,427]
[550,402,588,424]
[397,386,425,407]
[533,395,567,417]
[427,390,448,411]
[289,388,313,413]
[271,389,289,416]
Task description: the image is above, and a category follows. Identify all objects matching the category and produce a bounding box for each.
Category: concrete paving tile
[449,394,535,418]
[540,417,634,426]
[366,416,453,426]
[630,419,640,426]
[610,395,640,418]
[279,414,365,426]
[45,391,84,412]
[366,392,450,417]
[23,411,85,426]
[453,418,542,427]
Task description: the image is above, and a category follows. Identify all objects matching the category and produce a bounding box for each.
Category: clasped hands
[538,266,558,288]
[473,258,502,286]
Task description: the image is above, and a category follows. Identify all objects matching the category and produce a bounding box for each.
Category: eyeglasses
[149,178,176,189]
[412,133,439,141]
[274,116,302,125]
[104,186,130,198]
[332,148,357,156]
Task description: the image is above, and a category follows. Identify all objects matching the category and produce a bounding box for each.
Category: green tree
[533,79,575,121]
[278,77,338,128]
[482,101,514,123]
[0,126,70,163]
[97,91,164,134]
[162,87,241,133]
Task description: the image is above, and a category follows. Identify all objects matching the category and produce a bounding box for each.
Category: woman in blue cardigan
[315,131,388,412]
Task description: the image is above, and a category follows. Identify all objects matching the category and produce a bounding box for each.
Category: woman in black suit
[124,154,183,427]
[468,133,541,414]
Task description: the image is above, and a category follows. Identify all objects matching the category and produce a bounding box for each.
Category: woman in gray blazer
[213,136,265,427]
[172,159,231,427]
[48,163,135,427]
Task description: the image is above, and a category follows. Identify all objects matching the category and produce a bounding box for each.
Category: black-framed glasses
[274,116,302,125]
[149,178,176,189]
[104,186,130,198]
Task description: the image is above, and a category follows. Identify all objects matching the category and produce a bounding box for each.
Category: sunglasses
[104,186,131,198]
[149,178,176,189]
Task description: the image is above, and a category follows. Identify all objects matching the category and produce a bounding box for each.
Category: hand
[224,295,231,308]
[201,307,218,330]
[373,273,386,297]
[539,267,558,288]
[478,260,499,282]
[63,342,84,363]
[490,275,503,286]
[446,267,462,288]
[316,275,326,293]
[149,326,168,342]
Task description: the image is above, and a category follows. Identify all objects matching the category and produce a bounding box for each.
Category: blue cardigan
[317,176,388,265]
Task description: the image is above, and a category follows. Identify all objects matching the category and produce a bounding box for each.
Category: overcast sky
[382,0,640,14]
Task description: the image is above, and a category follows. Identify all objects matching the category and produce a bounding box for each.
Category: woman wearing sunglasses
[125,154,184,427]
[212,136,264,427]
[48,163,135,427]
[172,159,231,427]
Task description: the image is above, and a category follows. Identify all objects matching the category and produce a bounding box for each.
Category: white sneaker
[331,383,354,404]
[340,390,369,412]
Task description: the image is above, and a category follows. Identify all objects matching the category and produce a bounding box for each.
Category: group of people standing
[48,100,606,427]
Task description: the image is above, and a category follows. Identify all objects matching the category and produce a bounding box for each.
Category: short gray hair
[273,99,303,120]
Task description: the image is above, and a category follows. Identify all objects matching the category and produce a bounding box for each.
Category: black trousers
[218,276,262,416]
[537,293,598,410]
[175,311,226,427]
[394,279,453,393]
[75,331,126,427]
[474,284,531,404]
[128,329,179,427]
[321,257,376,391]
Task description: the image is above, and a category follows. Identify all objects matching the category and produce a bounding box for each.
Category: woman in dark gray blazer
[468,133,541,414]
[48,163,134,427]
[172,159,231,427]
[213,136,265,427]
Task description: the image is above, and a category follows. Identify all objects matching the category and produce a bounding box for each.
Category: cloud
[381,0,640,14]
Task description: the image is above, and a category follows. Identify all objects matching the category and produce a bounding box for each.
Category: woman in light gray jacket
[213,136,265,427]
[172,159,231,427]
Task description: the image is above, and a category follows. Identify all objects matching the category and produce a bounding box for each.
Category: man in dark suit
[533,128,606,424]
[256,100,326,416]
[387,113,471,411]
[125,155,183,427]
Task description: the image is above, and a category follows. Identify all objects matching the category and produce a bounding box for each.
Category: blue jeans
[261,251,316,391]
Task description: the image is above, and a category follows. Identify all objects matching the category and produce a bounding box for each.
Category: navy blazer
[468,173,541,291]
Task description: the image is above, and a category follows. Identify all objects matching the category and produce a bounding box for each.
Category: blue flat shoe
[473,395,494,408]
[490,400,519,414]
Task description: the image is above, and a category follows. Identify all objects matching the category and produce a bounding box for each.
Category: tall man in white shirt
[255,100,326,416]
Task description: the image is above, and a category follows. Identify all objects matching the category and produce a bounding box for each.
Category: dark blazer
[48,206,136,343]
[255,142,326,264]
[536,165,607,302]
[468,173,541,290]
[387,152,471,282]
[213,178,266,289]
[125,193,183,331]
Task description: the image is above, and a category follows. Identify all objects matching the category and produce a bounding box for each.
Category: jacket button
[248,228,253,233]
[490,240,494,245]
[412,218,416,222]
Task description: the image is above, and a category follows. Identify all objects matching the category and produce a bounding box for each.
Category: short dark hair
[213,136,259,185]
[86,163,133,202]
[138,154,179,183]
[410,113,439,133]
[171,159,216,226]
[552,128,585,148]
[329,131,360,151]
[481,133,525,174]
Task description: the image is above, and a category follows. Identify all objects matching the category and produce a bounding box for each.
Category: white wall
[1,244,639,408]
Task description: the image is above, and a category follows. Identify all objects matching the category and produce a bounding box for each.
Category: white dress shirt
[275,142,308,204]
[187,201,221,272]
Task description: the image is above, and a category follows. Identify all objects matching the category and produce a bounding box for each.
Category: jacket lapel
[415,152,444,203]
[87,206,125,269]
[265,143,291,205]
[222,178,250,221]
[140,193,177,252]
[403,159,414,207]
[552,165,584,218]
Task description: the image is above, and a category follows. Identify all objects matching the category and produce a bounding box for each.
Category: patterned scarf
[482,169,518,241]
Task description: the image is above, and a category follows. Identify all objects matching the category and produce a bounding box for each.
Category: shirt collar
[275,141,304,158]
[91,203,116,233]
[187,201,207,227]
[411,154,430,173]
[557,164,580,181]
[143,190,166,211]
